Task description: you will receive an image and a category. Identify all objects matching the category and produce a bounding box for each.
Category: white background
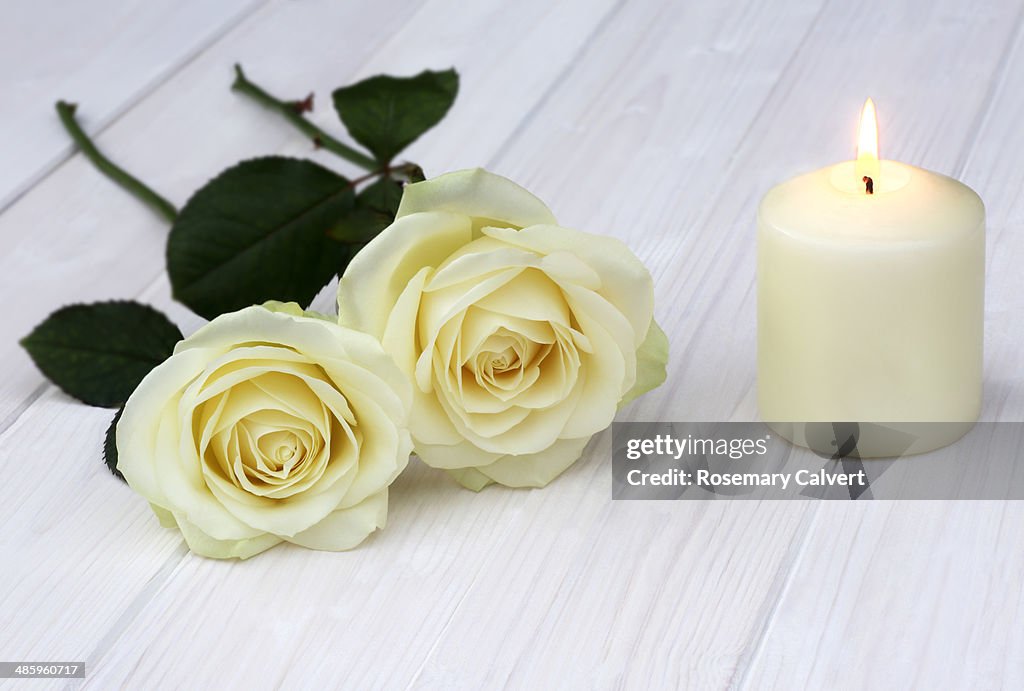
[1,0,1023,688]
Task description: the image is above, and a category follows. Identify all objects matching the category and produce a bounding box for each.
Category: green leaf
[21,301,182,408]
[326,207,391,243]
[326,176,404,243]
[168,157,356,319]
[405,164,426,183]
[332,69,458,164]
[359,175,403,215]
[104,406,125,481]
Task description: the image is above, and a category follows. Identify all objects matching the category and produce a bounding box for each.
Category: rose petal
[469,270,570,325]
[149,394,265,541]
[415,269,523,390]
[556,309,629,441]
[182,307,409,395]
[203,422,360,537]
[498,326,580,410]
[425,246,541,292]
[414,438,501,470]
[149,503,176,528]
[331,387,412,509]
[285,489,389,551]
[560,283,638,392]
[315,331,415,417]
[619,319,669,408]
[432,360,583,455]
[396,168,557,230]
[250,371,329,424]
[382,268,465,448]
[338,211,472,338]
[484,225,655,347]
[446,466,494,491]
[203,378,326,439]
[459,309,556,357]
[117,348,210,508]
[474,435,593,488]
[173,512,281,560]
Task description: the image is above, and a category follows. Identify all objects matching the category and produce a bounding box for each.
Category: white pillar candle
[757,100,985,456]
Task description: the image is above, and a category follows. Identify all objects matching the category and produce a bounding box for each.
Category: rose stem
[231,64,378,172]
[55,101,178,223]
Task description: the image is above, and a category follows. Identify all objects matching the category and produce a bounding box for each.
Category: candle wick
[862,176,874,195]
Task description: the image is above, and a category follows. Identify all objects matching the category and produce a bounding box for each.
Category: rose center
[255,429,304,473]
[488,347,518,372]
[274,440,297,463]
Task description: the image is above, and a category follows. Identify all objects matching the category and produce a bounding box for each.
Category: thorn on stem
[231,64,246,88]
[312,136,323,149]
[291,93,314,114]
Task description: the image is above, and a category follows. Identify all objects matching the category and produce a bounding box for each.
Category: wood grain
[0,0,432,680]
[0,0,1022,688]
[0,0,265,211]
[0,0,621,685]
[401,0,1024,687]
[0,0,424,426]
[742,13,1024,687]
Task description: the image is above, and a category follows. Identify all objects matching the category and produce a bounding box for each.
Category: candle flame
[856,98,879,187]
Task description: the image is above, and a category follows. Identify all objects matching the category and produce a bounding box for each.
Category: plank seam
[731,6,1024,685]
[0,0,274,217]
[0,1,283,442]
[955,3,1024,177]
[730,504,822,691]
[485,0,629,169]
[404,0,831,683]
[0,382,48,440]
[70,0,525,682]
[80,543,191,689]
[648,0,831,384]
[398,5,633,686]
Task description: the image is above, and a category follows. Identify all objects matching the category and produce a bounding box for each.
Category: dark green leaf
[21,301,182,407]
[404,164,426,183]
[104,406,125,481]
[326,207,392,243]
[337,243,368,274]
[168,157,356,319]
[359,175,403,215]
[332,69,458,164]
[326,176,404,243]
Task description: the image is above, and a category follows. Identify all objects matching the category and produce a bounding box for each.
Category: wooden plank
[0,0,265,210]
[0,0,626,428]
[0,0,429,673]
[0,394,184,676]
[0,0,422,427]
[2,0,1021,687]
[77,0,828,688]
[0,0,621,681]
[741,503,1024,689]
[404,0,1024,687]
[742,13,1024,687]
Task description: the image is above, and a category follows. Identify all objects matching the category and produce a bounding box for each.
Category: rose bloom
[338,169,666,490]
[116,302,412,559]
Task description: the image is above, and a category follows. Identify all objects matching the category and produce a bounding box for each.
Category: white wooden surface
[1,0,1022,688]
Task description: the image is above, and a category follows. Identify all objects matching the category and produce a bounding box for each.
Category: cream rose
[116,302,412,559]
[338,169,667,489]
